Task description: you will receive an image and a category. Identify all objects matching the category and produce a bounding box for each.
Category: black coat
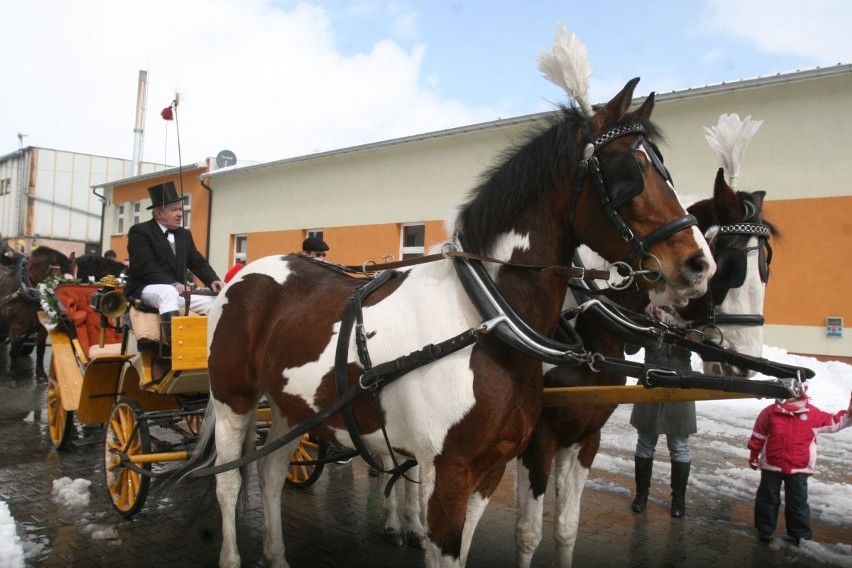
[124,218,220,300]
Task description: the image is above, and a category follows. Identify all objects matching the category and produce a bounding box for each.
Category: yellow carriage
[41,280,324,518]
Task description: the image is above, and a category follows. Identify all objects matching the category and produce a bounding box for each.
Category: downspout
[93,185,107,254]
[200,177,213,258]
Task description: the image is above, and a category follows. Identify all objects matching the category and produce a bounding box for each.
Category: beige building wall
[203,66,851,360]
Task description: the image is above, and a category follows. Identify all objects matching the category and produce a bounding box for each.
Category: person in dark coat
[124,182,223,334]
[301,236,329,260]
[629,338,696,518]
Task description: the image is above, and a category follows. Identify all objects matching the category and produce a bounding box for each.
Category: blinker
[599,137,672,209]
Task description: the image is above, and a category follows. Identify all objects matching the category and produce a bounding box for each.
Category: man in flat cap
[301,236,329,261]
[125,182,223,342]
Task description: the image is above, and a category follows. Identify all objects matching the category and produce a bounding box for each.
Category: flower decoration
[37,273,81,327]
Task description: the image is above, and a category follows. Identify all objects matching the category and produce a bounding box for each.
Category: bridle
[572,122,698,278]
[690,193,772,333]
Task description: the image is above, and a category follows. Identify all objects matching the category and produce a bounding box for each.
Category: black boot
[159,310,180,346]
[670,460,691,518]
[631,456,653,513]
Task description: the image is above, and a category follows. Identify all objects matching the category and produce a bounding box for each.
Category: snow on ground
[0,347,850,566]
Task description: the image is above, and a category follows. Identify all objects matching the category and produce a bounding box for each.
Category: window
[0,178,10,195]
[234,235,247,263]
[115,204,126,235]
[400,223,425,259]
[131,202,141,226]
[306,228,323,241]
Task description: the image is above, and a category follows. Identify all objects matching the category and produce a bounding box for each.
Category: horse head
[570,78,715,307]
[28,246,74,284]
[677,168,776,375]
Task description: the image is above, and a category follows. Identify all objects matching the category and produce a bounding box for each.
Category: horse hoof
[406,532,426,549]
[382,528,404,547]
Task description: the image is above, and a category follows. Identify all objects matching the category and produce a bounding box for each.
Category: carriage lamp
[90,275,128,347]
[826,316,843,338]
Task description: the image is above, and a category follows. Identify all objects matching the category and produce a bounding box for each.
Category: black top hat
[146,181,188,210]
[302,236,329,252]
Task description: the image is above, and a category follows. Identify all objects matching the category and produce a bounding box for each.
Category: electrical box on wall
[826,316,843,338]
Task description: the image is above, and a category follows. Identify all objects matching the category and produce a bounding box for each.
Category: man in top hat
[125,182,223,338]
[301,236,329,261]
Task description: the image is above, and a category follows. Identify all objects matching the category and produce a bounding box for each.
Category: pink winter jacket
[748,399,850,475]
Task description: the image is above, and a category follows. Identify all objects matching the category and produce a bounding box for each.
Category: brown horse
[514,171,776,567]
[176,77,715,568]
[0,246,74,380]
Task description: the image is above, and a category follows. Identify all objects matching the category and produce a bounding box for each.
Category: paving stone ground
[0,347,848,567]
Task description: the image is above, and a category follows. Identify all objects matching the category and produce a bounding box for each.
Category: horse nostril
[683,253,713,282]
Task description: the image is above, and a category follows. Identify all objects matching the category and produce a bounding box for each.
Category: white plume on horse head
[703,113,763,189]
[538,23,593,117]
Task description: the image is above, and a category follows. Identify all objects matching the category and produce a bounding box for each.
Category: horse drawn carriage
[24,26,821,568]
[40,279,328,517]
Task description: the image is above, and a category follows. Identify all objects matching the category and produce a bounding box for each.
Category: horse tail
[179,400,218,478]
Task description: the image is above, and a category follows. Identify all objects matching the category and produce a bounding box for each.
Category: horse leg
[515,458,547,568]
[552,442,593,568]
[458,466,504,566]
[379,455,405,546]
[213,399,254,568]
[35,325,47,381]
[257,404,296,568]
[379,457,425,548]
[402,465,426,548]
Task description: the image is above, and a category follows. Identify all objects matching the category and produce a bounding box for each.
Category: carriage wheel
[47,362,74,449]
[285,433,327,488]
[104,400,151,518]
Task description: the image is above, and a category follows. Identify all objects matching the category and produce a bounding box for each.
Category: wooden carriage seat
[54,285,124,360]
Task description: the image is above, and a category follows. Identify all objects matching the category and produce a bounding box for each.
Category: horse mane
[456,106,663,254]
[75,255,127,282]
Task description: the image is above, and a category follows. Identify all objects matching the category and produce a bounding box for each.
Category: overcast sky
[1,0,849,166]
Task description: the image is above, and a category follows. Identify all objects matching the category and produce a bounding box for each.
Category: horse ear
[592,77,640,131]
[713,167,743,223]
[632,92,655,119]
[750,190,766,210]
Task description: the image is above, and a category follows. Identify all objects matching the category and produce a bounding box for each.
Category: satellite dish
[216,150,237,168]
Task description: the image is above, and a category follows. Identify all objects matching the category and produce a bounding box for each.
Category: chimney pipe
[132,70,148,176]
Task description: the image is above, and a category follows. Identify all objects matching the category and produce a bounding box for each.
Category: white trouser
[140,284,216,315]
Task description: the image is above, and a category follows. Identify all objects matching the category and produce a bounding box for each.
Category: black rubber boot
[159,310,180,346]
[631,456,653,513]
[670,460,691,518]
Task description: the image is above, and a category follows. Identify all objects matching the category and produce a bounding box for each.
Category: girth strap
[335,270,411,476]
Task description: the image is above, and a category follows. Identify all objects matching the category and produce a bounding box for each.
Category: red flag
[161,106,174,120]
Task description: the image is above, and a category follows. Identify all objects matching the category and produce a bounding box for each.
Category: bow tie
[165,229,176,236]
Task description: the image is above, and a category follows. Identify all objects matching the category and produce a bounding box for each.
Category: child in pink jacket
[747,385,852,544]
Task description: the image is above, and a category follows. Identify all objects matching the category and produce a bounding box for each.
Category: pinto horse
[178,78,715,568]
[0,246,74,379]
[514,171,776,568]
